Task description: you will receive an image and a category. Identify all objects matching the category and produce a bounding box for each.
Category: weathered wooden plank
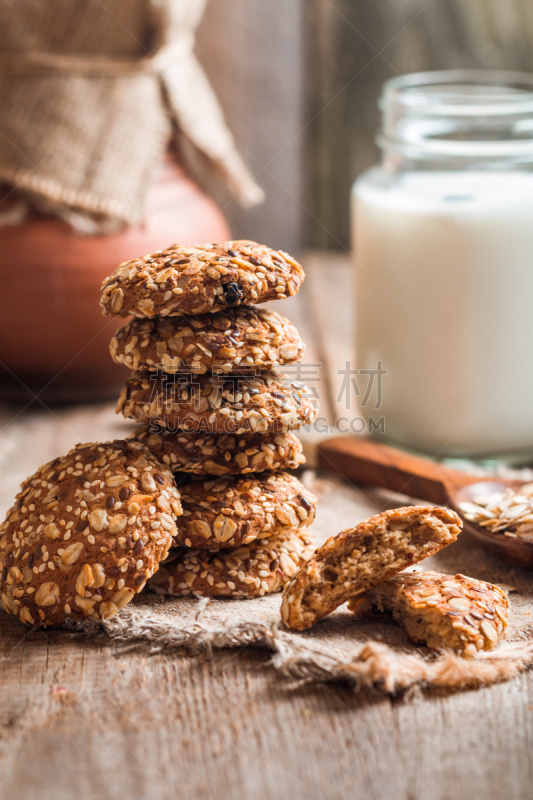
[2,603,533,800]
[196,0,306,253]
[0,610,407,800]
[395,675,533,799]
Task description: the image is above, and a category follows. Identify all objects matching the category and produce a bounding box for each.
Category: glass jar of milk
[352,70,533,459]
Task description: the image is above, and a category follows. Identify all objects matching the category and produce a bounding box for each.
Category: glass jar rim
[380,70,533,116]
[378,70,533,161]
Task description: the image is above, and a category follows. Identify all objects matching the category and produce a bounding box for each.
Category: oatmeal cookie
[0,440,182,627]
[110,306,305,375]
[100,240,305,318]
[280,506,462,631]
[351,570,508,656]
[173,471,317,549]
[117,370,318,434]
[149,528,316,598]
[130,425,305,475]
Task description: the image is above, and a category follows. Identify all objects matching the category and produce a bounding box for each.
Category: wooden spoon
[317,436,533,570]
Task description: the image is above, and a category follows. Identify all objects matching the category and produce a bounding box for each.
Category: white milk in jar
[352,71,533,458]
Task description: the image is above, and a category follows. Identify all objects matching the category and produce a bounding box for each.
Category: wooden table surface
[1,254,532,800]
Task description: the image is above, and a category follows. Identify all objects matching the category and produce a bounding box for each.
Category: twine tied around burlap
[0,0,264,228]
[84,474,533,696]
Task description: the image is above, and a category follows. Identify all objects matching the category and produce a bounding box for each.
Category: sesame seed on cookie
[173,471,317,550]
[100,240,305,318]
[110,306,305,375]
[130,425,305,475]
[117,370,318,434]
[0,440,182,627]
[149,528,316,599]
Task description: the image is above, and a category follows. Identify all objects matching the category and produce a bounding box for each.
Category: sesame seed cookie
[148,528,316,599]
[117,370,318,434]
[110,306,305,375]
[0,440,182,627]
[352,571,508,657]
[280,506,462,631]
[100,240,305,318]
[173,471,317,549]
[130,425,305,475]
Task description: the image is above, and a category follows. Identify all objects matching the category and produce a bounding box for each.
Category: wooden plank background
[196,0,306,253]
[197,0,533,251]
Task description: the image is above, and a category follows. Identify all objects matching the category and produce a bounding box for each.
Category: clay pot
[0,157,230,403]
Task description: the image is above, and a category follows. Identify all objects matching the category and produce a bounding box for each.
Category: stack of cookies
[101,240,320,600]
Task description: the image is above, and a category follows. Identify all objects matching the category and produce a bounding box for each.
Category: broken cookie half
[350,570,508,657]
[280,506,461,631]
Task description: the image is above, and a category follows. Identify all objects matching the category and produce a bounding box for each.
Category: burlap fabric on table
[96,472,533,695]
[0,0,263,226]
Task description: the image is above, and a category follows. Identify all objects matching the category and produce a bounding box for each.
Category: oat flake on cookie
[110,306,305,375]
[149,528,315,599]
[0,440,182,627]
[100,240,305,318]
[130,426,305,475]
[356,570,508,657]
[173,471,317,550]
[117,370,319,434]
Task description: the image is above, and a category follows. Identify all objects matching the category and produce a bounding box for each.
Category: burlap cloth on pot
[97,471,533,695]
[0,0,263,227]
